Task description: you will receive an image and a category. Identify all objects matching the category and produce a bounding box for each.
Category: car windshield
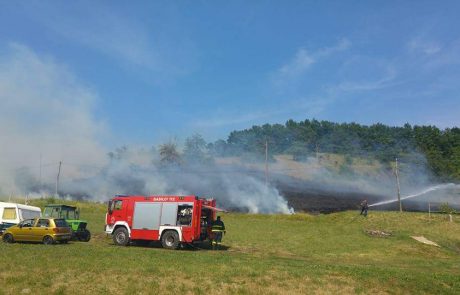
[54,219,69,228]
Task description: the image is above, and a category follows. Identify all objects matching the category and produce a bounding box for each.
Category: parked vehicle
[43,204,91,242]
[2,217,72,244]
[0,202,42,234]
[105,195,222,249]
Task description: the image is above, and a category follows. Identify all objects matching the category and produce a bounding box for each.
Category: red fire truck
[105,195,220,249]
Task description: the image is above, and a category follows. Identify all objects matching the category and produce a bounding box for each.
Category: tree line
[206,119,460,181]
[109,119,460,181]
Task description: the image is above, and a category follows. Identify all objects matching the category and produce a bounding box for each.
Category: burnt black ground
[281,188,458,213]
[280,186,381,213]
[273,175,460,213]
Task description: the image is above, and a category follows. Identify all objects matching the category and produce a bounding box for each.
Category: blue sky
[1,1,459,146]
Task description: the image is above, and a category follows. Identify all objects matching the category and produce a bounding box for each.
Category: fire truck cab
[105,195,218,249]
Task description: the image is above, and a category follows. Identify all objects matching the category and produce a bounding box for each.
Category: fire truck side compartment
[160,203,178,226]
[132,202,161,230]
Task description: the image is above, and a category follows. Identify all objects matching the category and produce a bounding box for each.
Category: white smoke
[0,43,107,194]
[0,46,291,214]
[223,176,291,213]
[57,151,292,214]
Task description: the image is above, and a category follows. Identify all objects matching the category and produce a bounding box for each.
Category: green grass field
[1,199,459,294]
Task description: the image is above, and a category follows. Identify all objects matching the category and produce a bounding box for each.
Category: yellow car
[2,218,72,245]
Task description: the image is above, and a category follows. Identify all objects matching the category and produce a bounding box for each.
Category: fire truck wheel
[161,230,180,250]
[113,227,130,246]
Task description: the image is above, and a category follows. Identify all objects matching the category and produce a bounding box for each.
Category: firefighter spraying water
[360,199,369,217]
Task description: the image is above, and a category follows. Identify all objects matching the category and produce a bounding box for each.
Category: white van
[0,202,42,233]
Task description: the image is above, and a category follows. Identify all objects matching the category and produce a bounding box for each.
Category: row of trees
[206,119,460,181]
[108,119,460,181]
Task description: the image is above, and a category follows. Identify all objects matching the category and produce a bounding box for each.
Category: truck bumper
[105,225,114,234]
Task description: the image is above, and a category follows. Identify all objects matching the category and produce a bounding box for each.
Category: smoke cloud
[42,147,293,214]
[1,44,457,213]
[0,43,107,194]
[267,152,460,211]
[0,46,291,213]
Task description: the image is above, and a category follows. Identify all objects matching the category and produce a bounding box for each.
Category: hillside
[1,199,459,294]
[215,153,460,213]
[7,123,460,214]
[209,120,460,181]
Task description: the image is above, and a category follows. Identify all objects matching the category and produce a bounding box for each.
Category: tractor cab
[43,205,91,242]
[44,205,79,220]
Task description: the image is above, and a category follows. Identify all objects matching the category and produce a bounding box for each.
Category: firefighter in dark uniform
[211,216,226,250]
[360,199,369,217]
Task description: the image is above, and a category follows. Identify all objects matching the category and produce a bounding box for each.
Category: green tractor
[43,204,91,242]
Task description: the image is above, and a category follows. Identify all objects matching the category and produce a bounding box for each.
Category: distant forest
[206,119,460,181]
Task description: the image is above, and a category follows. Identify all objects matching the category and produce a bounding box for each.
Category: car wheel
[113,227,129,246]
[43,235,55,245]
[3,233,14,243]
[161,230,180,250]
